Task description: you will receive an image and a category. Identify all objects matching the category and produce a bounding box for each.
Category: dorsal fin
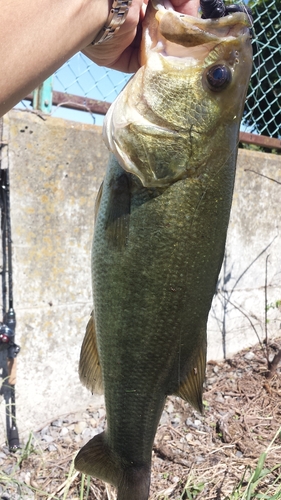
[79,312,103,394]
[94,181,104,223]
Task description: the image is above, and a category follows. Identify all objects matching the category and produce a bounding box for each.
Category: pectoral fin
[79,312,103,394]
[105,172,131,250]
[175,343,206,414]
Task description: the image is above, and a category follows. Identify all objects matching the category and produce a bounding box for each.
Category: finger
[171,0,200,16]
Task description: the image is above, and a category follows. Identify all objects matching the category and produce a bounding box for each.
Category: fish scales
[75,1,252,498]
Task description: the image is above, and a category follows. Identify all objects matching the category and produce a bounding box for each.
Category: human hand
[82,0,200,73]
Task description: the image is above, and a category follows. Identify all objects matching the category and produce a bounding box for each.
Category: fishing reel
[0,309,20,358]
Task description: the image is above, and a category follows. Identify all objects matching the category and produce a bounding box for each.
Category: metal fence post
[33,76,53,113]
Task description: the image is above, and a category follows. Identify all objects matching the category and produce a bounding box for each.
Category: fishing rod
[0,129,20,452]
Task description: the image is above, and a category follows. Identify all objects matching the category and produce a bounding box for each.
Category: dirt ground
[1,337,281,500]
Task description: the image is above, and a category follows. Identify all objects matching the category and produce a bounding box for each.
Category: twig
[265,255,270,367]
[245,169,281,186]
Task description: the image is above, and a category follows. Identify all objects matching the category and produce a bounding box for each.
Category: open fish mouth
[142,0,251,58]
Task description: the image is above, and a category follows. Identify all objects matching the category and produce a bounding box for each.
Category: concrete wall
[0,111,105,444]
[0,110,280,444]
[208,148,281,359]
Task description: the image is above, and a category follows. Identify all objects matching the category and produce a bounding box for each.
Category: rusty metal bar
[239,132,281,150]
[24,92,280,150]
[25,91,111,116]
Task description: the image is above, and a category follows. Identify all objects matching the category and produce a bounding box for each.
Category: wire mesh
[51,53,132,125]
[54,53,131,103]
[243,0,280,138]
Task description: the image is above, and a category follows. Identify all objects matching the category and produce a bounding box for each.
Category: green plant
[202,400,209,410]
[266,300,281,312]
[226,427,281,500]
[79,473,91,500]
[181,477,205,499]
[18,432,36,467]
[0,440,60,500]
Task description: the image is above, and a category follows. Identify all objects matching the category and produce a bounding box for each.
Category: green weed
[181,477,205,499]
[226,426,281,500]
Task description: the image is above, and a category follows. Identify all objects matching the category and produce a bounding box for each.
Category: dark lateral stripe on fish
[105,170,131,250]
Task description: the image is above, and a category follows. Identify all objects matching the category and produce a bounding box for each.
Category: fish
[75,1,252,499]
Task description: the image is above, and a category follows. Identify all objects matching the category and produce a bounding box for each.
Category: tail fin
[74,431,151,500]
[118,465,151,500]
[75,432,120,485]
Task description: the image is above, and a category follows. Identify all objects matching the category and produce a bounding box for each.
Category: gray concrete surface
[0,110,280,444]
[0,111,106,445]
[208,149,281,360]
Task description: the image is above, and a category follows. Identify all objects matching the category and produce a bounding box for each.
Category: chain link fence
[52,59,132,125]
[21,60,132,126]
[243,0,280,139]
[20,0,280,142]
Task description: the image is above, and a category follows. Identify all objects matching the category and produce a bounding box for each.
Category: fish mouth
[142,0,251,61]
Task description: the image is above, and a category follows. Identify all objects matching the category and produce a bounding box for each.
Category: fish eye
[205,65,232,92]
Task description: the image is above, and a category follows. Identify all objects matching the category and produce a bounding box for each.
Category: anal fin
[79,312,103,394]
[175,342,206,414]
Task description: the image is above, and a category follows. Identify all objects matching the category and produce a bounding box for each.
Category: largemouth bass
[75,1,252,498]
